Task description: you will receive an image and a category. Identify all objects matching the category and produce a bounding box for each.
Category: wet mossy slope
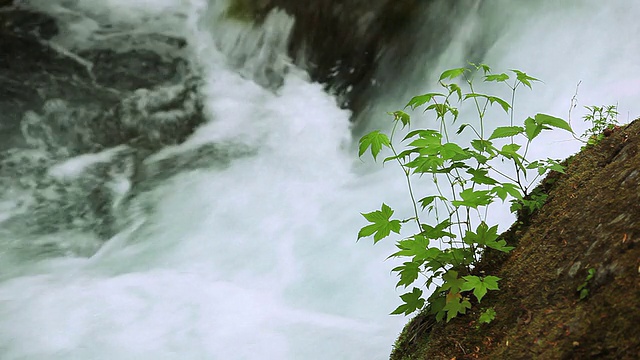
[392,119,640,360]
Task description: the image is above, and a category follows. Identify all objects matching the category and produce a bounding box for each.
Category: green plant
[358,64,573,322]
[478,307,497,325]
[577,268,596,300]
[581,105,619,146]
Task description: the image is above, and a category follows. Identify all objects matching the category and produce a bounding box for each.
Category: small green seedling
[577,268,596,300]
[478,308,497,325]
[581,105,619,146]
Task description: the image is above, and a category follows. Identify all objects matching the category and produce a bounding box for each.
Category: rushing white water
[0,1,639,359]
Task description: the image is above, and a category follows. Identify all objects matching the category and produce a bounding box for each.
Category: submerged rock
[0,3,223,251]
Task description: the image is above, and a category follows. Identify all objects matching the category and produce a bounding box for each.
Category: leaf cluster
[358,64,574,322]
[581,105,619,146]
[577,267,596,300]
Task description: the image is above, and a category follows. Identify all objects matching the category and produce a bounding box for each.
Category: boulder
[391,119,640,359]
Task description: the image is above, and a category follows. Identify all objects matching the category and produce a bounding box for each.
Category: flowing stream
[0,1,638,359]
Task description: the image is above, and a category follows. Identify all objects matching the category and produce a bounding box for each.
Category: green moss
[225,0,261,22]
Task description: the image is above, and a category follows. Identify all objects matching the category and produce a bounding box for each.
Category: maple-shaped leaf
[357,203,401,243]
[491,182,522,202]
[440,270,465,294]
[451,189,493,209]
[390,235,441,262]
[391,261,420,288]
[463,222,514,253]
[358,130,390,161]
[479,308,496,324]
[391,287,425,315]
[467,168,498,185]
[443,292,471,322]
[461,275,501,302]
[420,219,455,240]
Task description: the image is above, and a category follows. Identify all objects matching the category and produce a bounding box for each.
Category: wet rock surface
[227,0,485,115]
[0,3,233,253]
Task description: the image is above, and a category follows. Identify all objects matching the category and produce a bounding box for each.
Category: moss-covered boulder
[392,119,640,359]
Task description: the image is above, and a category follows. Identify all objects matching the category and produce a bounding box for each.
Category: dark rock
[80,48,189,91]
[391,119,640,359]
[0,5,195,151]
[228,0,460,113]
[0,3,211,246]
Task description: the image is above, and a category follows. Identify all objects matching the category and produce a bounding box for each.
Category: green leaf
[392,111,410,127]
[418,195,445,210]
[451,189,493,209]
[463,222,496,246]
[499,144,524,170]
[461,275,501,302]
[420,219,455,240]
[511,69,539,89]
[469,62,491,74]
[479,308,497,324]
[443,292,471,322]
[500,143,522,154]
[527,158,565,176]
[403,129,442,142]
[526,160,544,175]
[391,261,420,288]
[358,130,390,161]
[441,248,475,268]
[579,288,589,300]
[391,287,425,315]
[467,168,498,185]
[488,96,511,113]
[427,294,447,322]
[439,67,467,82]
[491,183,523,201]
[471,139,494,153]
[408,137,441,148]
[390,235,441,262]
[484,73,509,82]
[405,155,445,174]
[448,83,463,101]
[425,103,455,118]
[534,113,573,133]
[358,203,401,243]
[441,270,465,293]
[440,142,466,159]
[383,148,418,164]
[464,222,514,252]
[456,123,471,135]
[489,126,525,140]
[524,116,544,141]
[472,154,489,165]
[547,162,566,174]
[464,93,510,113]
[405,93,443,110]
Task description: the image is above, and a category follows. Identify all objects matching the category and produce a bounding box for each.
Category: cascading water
[0,1,638,359]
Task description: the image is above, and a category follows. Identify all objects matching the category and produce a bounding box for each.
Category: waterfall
[0,0,638,359]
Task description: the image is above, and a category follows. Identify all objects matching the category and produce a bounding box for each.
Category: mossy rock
[391,119,640,359]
